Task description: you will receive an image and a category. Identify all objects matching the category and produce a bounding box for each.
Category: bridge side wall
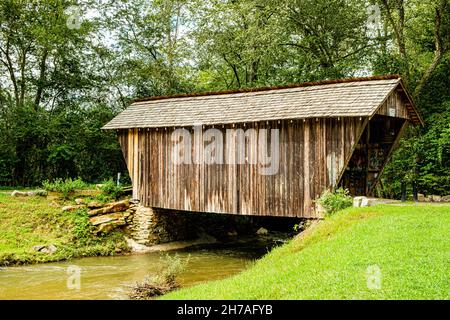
[117,117,365,218]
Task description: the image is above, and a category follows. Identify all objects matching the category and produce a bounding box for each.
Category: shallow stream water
[0,241,272,300]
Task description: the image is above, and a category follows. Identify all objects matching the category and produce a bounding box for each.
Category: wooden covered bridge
[103,75,423,218]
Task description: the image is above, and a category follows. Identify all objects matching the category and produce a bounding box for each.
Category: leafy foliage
[67,209,96,246]
[42,178,89,199]
[129,254,188,300]
[381,58,450,198]
[317,188,353,215]
[0,1,126,186]
[100,179,125,200]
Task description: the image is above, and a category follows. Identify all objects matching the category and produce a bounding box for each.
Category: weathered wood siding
[117,117,365,218]
[376,89,410,119]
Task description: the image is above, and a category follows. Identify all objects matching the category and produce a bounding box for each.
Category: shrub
[293,220,314,233]
[34,189,48,197]
[42,178,89,199]
[68,209,95,246]
[93,193,109,204]
[317,188,353,215]
[100,179,124,200]
[129,254,188,300]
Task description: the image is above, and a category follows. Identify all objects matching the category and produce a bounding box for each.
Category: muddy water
[0,247,258,300]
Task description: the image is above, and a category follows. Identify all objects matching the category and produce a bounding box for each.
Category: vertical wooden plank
[303,119,311,217]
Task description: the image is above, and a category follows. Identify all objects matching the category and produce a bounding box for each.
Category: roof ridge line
[131,75,401,104]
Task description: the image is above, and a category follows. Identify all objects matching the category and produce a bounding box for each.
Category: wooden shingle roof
[103,76,422,129]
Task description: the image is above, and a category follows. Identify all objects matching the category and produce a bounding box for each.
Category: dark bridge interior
[340,115,407,196]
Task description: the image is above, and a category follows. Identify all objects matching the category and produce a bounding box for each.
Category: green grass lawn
[163,204,450,300]
[0,192,127,266]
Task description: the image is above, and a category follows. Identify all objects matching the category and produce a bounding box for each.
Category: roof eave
[101,115,374,130]
[398,80,424,126]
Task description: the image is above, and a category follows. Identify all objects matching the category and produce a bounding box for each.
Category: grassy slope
[0,192,127,266]
[163,204,450,300]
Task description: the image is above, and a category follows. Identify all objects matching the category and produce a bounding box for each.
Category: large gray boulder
[11,190,47,197]
[32,244,57,254]
[11,190,34,197]
[353,196,368,207]
[256,227,268,235]
[75,198,85,205]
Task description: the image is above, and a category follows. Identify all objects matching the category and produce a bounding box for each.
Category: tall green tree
[0,0,124,185]
[374,0,450,196]
[100,0,194,98]
[280,0,370,80]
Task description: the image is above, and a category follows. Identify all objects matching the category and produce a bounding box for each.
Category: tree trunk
[34,49,49,109]
[413,0,449,99]
[401,181,406,202]
[379,0,410,80]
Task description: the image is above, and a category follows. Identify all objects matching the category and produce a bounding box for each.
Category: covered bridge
[103,75,423,218]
